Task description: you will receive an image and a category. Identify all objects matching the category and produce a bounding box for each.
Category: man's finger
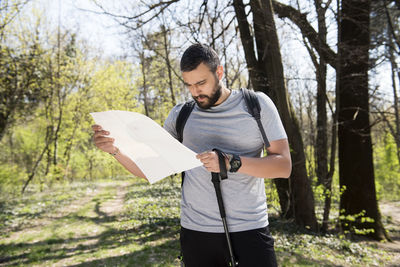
[93,130,110,139]
[200,156,213,163]
[196,151,214,159]
[95,137,114,144]
[92,124,103,131]
[200,160,209,165]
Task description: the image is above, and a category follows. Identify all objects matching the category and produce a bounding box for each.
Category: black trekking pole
[212,149,238,267]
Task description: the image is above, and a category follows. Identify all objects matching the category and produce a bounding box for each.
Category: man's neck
[214,87,231,106]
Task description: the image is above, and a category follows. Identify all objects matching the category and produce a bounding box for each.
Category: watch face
[231,160,240,169]
[230,155,241,172]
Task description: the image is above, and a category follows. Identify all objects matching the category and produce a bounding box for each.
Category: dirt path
[51,181,132,267]
[2,181,398,267]
[2,186,103,243]
[0,180,134,267]
[99,181,129,216]
[379,201,400,267]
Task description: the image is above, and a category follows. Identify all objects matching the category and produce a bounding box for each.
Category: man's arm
[238,138,291,178]
[112,149,147,180]
[196,138,291,179]
[92,125,147,180]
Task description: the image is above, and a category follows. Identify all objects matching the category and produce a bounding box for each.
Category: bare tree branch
[272,0,337,69]
[383,0,400,55]
[0,0,30,32]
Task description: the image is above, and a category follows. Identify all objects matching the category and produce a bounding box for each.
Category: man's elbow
[280,157,292,178]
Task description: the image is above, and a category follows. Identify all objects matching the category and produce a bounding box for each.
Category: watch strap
[229,154,241,172]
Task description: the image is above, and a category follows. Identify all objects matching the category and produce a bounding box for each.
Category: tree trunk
[233,0,269,93]
[322,0,341,232]
[161,25,176,106]
[53,107,62,166]
[338,0,387,240]
[315,65,328,186]
[272,0,337,69]
[234,0,318,231]
[22,126,52,194]
[139,52,150,117]
[314,0,328,187]
[259,0,318,231]
[63,109,81,180]
[388,33,400,164]
[322,110,338,232]
[0,112,9,141]
[233,0,293,220]
[306,90,316,176]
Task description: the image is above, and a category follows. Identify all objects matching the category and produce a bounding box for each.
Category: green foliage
[0,25,47,139]
[0,178,182,266]
[0,18,144,192]
[0,163,24,194]
[305,149,341,226]
[0,21,187,192]
[0,0,398,250]
[264,179,280,215]
[339,209,377,236]
[0,178,395,266]
[373,133,400,201]
[135,30,183,124]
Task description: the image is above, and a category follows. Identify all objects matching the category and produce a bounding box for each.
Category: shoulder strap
[176,100,195,143]
[241,88,270,148]
[176,100,195,187]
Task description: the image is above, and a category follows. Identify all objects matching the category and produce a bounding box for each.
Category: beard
[192,77,222,109]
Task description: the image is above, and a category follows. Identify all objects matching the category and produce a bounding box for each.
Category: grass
[0,176,398,266]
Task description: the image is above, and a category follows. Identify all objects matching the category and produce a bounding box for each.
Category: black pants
[180,226,277,267]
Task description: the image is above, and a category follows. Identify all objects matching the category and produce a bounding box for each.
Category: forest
[0,0,399,266]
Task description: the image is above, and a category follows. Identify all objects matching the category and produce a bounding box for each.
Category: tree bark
[338,0,388,240]
[234,0,269,93]
[233,0,293,219]
[22,126,52,194]
[388,31,400,163]
[322,0,340,232]
[314,0,328,187]
[234,0,318,231]
[272,0,337,69]
[322,109,338,232]
[139,51,150,117]
[161,25,176,106]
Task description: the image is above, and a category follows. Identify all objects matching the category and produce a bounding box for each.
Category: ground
[0,178,399,266]
[377,202,400,266]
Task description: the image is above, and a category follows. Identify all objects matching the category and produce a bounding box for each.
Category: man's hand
[196,151,228,173]
[92,124,118,154]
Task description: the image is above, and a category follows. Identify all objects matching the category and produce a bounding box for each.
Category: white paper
[90,110,202,184]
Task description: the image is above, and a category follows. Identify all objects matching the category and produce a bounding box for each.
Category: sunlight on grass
[0,177,397,266]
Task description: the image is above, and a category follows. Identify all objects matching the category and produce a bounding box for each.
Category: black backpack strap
[175,100,195,187]
[176,100,195,143]
[241,88,271,148]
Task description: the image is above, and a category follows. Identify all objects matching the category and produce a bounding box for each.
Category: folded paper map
[90,110,202,184]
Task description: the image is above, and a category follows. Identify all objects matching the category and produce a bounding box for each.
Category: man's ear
[216,65,224,80]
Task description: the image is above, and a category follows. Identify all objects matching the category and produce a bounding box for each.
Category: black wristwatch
[228,154,242,172]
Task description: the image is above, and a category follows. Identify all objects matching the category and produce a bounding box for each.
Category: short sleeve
[255,92,287,142]
[163,103,184,140]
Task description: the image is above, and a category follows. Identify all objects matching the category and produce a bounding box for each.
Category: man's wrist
[225,155,231,171]
[229,154,242,172]
[109,147,119,156]
[224,153,241,173]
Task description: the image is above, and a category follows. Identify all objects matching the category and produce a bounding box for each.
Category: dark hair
[180,44,220,72]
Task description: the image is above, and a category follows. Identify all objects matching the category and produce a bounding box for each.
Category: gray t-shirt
[163,89,287,233]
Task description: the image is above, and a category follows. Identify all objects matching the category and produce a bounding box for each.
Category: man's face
[182,63,222,109]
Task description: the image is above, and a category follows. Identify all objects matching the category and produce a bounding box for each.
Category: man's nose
[189,84,201,95]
